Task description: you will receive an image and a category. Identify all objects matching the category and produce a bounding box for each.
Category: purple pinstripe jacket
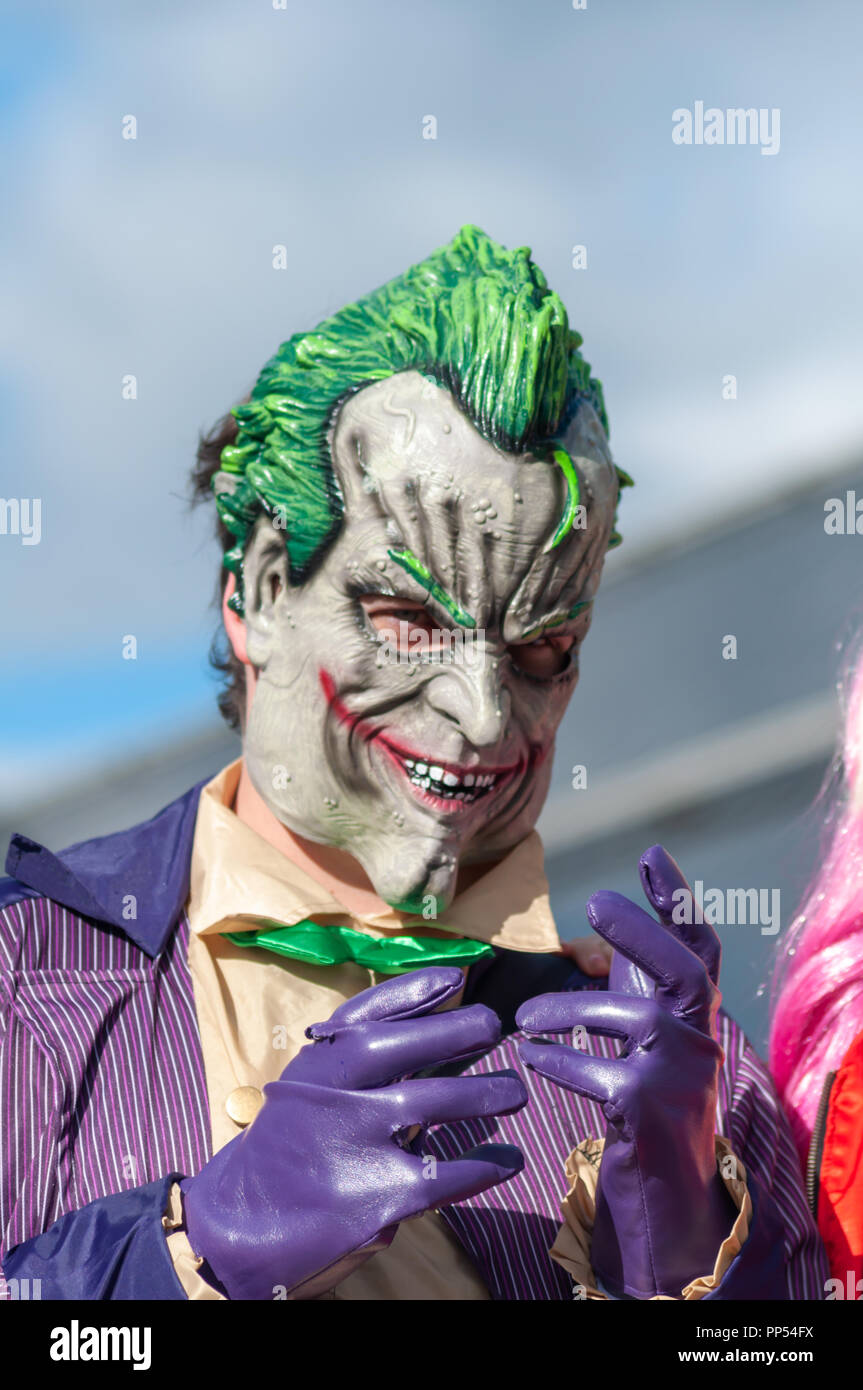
[0,781,828,1300]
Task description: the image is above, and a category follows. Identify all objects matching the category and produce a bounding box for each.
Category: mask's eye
[507,632,576,678]
[358,596,445,652]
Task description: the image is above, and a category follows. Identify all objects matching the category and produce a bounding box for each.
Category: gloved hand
[516,846,737,1299]
[181,966,527,1300]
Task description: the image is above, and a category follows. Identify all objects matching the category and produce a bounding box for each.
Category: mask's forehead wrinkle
[414,456,558,631]
[503,418,619,639]
[381,389,417,448]
[411,455,462,613]
[504,489,610,641]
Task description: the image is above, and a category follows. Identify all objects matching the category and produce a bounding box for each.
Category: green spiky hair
[215,224,624,611]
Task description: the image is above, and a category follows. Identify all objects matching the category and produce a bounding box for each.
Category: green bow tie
[223,919,494,975]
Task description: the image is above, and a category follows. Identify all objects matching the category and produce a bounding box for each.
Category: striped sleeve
[0,907,66,1298]
[0,892,211,1300]
[0,914,65,1278]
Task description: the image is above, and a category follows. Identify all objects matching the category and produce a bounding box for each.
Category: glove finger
[608,947,654,1000]
[586,891,715,1026]
[516,991,657,1043]
[517,1039,628,1104]
[387,1070,528,1129]
[306,966,464,1035]
[422,1144,525,1207]
[639,845,721,987]
[290,1004,502,1088]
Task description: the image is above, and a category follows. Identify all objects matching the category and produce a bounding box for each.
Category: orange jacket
[811,1027,863,1291]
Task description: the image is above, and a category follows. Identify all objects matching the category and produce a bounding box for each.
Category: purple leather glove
[516,846,737,1299]
[182,966,527,1300]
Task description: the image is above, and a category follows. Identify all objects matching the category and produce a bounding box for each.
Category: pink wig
[770,648,863,1167]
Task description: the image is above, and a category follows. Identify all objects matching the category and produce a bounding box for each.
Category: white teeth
[401,754,507,801]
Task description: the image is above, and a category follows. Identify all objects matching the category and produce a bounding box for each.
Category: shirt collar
[4,762,563,959]
[189,761,561,954]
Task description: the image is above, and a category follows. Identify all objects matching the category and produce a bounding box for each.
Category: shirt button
[225,1085,263,1128]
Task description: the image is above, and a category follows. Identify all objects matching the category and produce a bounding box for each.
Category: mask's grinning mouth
[318,665,528,814]
[378,739,524,814]
[401,758,498,803]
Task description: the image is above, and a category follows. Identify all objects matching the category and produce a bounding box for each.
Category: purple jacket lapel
[3,780,207,957]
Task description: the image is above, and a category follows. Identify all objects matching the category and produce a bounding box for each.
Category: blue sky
[2,0,862,807]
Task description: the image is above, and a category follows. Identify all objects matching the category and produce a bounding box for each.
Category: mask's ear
[217,486,290,668]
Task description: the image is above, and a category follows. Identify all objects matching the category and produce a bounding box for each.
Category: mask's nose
[422,649,511,750]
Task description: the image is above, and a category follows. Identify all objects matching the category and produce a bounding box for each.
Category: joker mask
[211,227,625,912]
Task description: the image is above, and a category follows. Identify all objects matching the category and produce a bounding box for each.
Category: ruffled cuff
[549,1135,752,1300]
[162,1182,226,1301]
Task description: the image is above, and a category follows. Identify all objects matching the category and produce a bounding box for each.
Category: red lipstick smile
[319,668,524,812]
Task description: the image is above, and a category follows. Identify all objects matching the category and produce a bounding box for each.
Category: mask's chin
[353,782,547,915]
[243,746,460,915]
[346,822,462,917]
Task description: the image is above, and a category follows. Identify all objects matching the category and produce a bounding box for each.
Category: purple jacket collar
[2,780,208,958]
